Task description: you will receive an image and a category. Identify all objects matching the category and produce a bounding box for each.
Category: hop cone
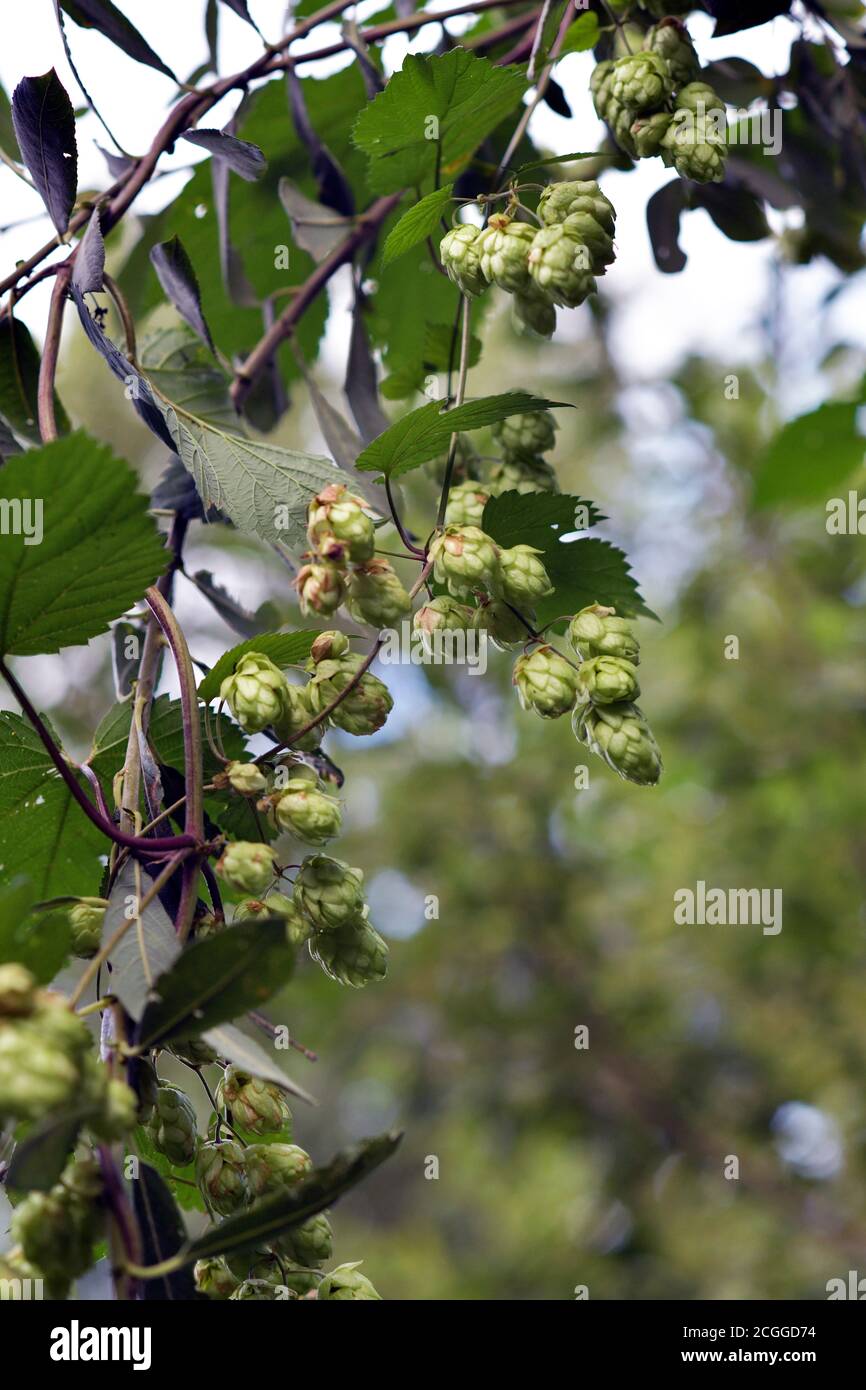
[527,226,597,308]
[471,600,533,650]
[271,778,342,845]
[230,1279,293,1300]
[307,654,393,736]
[195,1257,239,1300]
[561,211,615,274]
[513,645,579,719]
[477,216,535,294]
[676,81,726,118]
[293,855,365,930]
[216,841,277,895]
[425,433,480,487]
[575,701,663,786]
[428,525,501,599]
[644,19,700,89]
[245,1142,313,1197]
[0,963,36,1017]
[610,51,673,112]
[538,180,616,236]
[512,288,557,339]
[0,998,90,1122]
[662,110,727,182]
[575,655,641,707]
[345,557,412,627]
[631,111,673,158]
[225,761,267,795]
[217,1066,293,1136]
[492,410,557,458]
[568,604,640,663]
[439,224,487,297]
[295,560,347,618]
[309,630,351,663]
[12,1187,98,1282]
[487,456,558,495]
[90,1079,138,1141]
[318,1262,382,1300]
[413,596,474,657]
[306,482,375,563]
[235,891,313,946]
[220,652,288,735]
[68,902,104,960]
[271,682,321,753]
[310,912,389,988]
[276,1213,333,1267]
[444,480,491,529]
[146,1085,198,1166]
[497,544,554,606]
[197,1139,248,1216]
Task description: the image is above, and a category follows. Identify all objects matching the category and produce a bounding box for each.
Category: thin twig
[436,295,473,530]
[37,265,71,443]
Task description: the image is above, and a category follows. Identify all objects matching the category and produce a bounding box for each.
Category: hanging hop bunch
[216,1065,293,1136]
[11,1154,104,1292]
[300,483,412,631]
[592,19,727,184]
[568,605,662,786]
[292,854,389,988]
[488,407,561,496]
[305,636,393,737]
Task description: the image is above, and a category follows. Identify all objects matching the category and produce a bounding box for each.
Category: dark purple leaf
[150,236,216,355]
[341,17,384,100]
[691,183,771,243]
[72,206,105,292]
[95,140,133,179]
[71,285,178,451]
[132,1163,198,1301]
[180,128,267,182]
[12,69,78,236]
[543,77,571,119]
[212,156,258,307]
[646,179,688,274]
[345,283,390,444]
[59,0,177,81]
[286,68,355,215]
[239,298,288,432]
[217,0,262,34]
[705,0,792,35]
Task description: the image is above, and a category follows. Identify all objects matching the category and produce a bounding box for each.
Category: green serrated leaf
[0,432,167,657]
[181,1131,402,1266]
[752,401,863,509]
[356,392,569,480]
[382,184,453,267]
[482,492,654,623]
[352,49,527,193]
[0,713,107,899]
[136,920,295,1049]
[197,631,318,703]
[559,11,601,57]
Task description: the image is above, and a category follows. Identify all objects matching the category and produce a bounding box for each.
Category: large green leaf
[482,492,655,623]
[0,314,68,445]
[752,400,863,508]
[136,920,295,1049]
[352,50,527,193]
[0,877,70,981]
[382,184,453,267]
[0,713,107,898]
[0,432,167,657]
[356,393,568,480]
[182,1131,402,1265]
[197,631,318,702]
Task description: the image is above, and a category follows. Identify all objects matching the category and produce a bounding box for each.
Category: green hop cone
[68,902,105,960]
[477,216,535,294]
[574,700,663,786]
[631,111,673,158]
[644,18,700,89]
[487,455,559,495]
[439,223,487,297]
[0,996,90,1122]
[271,682,321,753]
[224,761,268,796]
[560,212,615,275]
[219,652,288,735]
[307,482,375,564]
[492,409,557,458]
[676,81,727,117]
[428,525,501,599]
[413,595,474,657]
[591,59,615,119]
[235,891,313,947]
[306,653,393,736]
[0,963,36,1017]
[245,1141,313,1197]
[345,557,412,628]
[443,480,491,529]
[575,655,641,707]
[471,600,533,650]
[12,1188,97,1283]
[513,645,579,719]
[276,1213,334,1267]
[216,840,277,895]
[310,911,389,988]
[293,854,365,930]
[610,51,674,113]
[512,287,557,339]
[216,1066,293,1136]
[528,226,597,309]
[538,180,616,236]
[295,560,347,618]
[194,911,226,942]
[568,604,641,663]
[146,1084,198,1167]
[309,630,351,663]
[662,110,727,183]
[196,1139,248,1216]
[497,544,555,607]
[194,1257,239,1300]
[90,1079,138,1141]
[270,778,342,845]
[318,1261,382,1301]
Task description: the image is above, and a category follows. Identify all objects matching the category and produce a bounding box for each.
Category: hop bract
[428,525,501,599]
[574,701,663,786]
[439,223,487,297]
[216,840,277,895]
[311,912,389,987]
[477,216,535,294]
[513,645,579,719]
[219,651,288,734]
[528,226,597,308]
[216,1065,293,1136]
[295,559,347,617]
[197,1139,248,1216]
[293,854,365,930]
[306,482,375,563]
[568,605,640,664]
